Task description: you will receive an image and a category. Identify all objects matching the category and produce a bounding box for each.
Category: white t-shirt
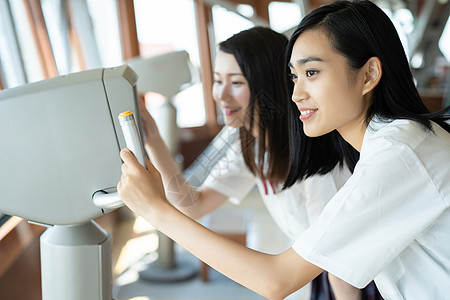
[292,117,450,299]
[202,138,351,240]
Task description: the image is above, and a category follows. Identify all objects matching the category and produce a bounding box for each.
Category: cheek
[317,79,352,110]
[235,89,250,108]
[212,86,220,102]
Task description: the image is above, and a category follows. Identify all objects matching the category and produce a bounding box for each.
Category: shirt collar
[360,115,392,155]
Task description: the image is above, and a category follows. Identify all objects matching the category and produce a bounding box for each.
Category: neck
[338,119,368,152]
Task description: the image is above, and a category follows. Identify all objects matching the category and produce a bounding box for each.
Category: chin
[225,118,243,128]
[303,127,325,138]
[305,132,321,138]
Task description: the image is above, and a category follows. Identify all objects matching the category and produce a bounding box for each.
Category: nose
[213,82,231,102]
[291,82,307,103]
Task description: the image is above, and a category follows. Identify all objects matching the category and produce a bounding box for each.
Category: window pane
[439,16,450,62]
[134,0,205,128]
[236,4,254,19]
[9,0,44,83]
[42,0,123,74]
[0,1,26,88]
[41,0,73,75]
[212,5,254,43]
[86,0,123,67]
[268,2,302,33]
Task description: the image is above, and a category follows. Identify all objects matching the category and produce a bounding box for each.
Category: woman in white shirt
[140,26,367,299]
[117,1,450,299]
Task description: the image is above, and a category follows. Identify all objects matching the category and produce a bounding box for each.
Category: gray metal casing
[0,65,139,225]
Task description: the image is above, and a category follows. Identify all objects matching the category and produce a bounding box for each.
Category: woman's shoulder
[360,117,450,170]
[367,117,423,138]
[363,117,449,153]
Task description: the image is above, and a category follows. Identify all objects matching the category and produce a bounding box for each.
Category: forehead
[214,51,242,74]
[290,29,337,66]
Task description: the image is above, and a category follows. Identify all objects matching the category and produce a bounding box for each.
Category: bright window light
[268,2,301,33]
[237,4,253,18]
[134,0,205,128]
[9,0,44,83]
[212,5,254,44]
[439,16,450,61]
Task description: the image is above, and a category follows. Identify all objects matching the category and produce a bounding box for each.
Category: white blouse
[292,117,450,299]
[202,138,351,240]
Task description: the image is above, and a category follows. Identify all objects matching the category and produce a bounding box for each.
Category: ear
[362,57,382,96]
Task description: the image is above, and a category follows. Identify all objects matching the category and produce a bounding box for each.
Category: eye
[213,79,222,84]
[288,73,298,82]
[232,81,244,85]
[306,70,319,77]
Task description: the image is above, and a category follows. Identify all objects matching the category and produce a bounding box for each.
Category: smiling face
[212,51,251,128]
[289,29,371,149]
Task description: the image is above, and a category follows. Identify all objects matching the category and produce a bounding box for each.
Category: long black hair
[284,0,449,188]
[219,27,290,184]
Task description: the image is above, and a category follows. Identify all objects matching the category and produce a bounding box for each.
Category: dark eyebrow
[213,72,244,76]
[288,56,324,68]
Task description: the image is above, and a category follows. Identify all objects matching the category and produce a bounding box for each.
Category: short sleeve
[292,139,448,288]
[202,140,256,204]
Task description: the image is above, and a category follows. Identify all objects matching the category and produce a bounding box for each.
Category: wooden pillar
[252,0,270,24]
[24,0,57,78]
[194,0,217,128]
[117,0,140,61]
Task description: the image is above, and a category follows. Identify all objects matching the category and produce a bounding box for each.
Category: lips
[299,108,317,121]
[223,107,241,116]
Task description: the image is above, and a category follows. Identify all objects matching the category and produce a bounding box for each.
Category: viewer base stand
[40,220,112,300]
[138,232,198,282]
